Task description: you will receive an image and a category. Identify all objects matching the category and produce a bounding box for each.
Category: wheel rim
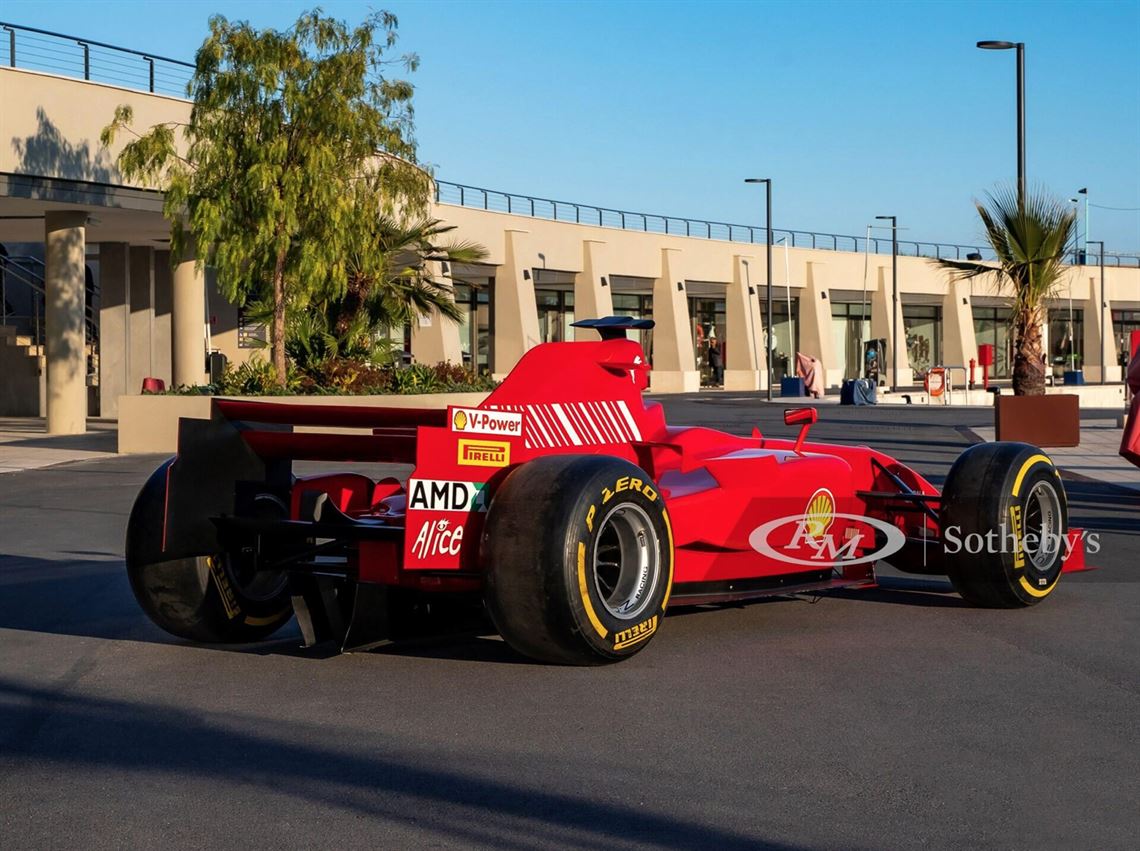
[207,493,289,603]
[204,553,288,603]
[1022,480,1063,571]
[593,503,659,620]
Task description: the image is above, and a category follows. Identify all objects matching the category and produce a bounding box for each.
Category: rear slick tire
[125,461,293,643]
[940,442,1068,608]
[483,455,674,665]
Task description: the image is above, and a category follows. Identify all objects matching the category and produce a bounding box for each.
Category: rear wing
[160,399,447,560]
[207,398,446,462]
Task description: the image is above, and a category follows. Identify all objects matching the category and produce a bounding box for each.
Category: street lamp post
[876,215,899,391]
[745,178,773,400]
[977,40,1026,204]
[1069,196,1081,264]
[1089,239,1106,384]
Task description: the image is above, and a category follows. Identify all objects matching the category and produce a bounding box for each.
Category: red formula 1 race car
[126,317,1085,665]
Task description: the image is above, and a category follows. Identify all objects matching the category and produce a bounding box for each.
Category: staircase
[1,251,100,416]
[0,325,45,416]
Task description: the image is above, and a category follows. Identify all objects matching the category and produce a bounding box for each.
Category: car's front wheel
[940,442,1068,607]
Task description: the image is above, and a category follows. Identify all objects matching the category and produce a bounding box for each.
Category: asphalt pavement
[1,399,1137,850]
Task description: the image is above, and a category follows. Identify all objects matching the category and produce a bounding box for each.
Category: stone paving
[970,418,1140,492]
[0,418,117,474]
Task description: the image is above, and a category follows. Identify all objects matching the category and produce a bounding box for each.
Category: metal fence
[435,180,1140,267]
[0,21,193,97]
[434,180,994,261]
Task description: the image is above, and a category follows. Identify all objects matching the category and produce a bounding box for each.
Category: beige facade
[2,67,1138,427]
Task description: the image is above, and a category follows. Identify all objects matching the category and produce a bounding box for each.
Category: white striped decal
[488,401,644,448]
[592,401,621,443]
[551,404,581,444]
[616,400,643,441]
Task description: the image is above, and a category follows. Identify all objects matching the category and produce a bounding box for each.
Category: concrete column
[128,246,154,393]
[98,242,130,418]
[410,260,463,365]
[573,239,614,340]
[491,229,541,378]
[871,265,912,385]
[648,248,698,393]
[152,250,173,385]
[799,261,840,388]
[1083,274,1121,383]
[172,239,208,387]
[724,254,764,391]
[942,279,977,372]
[44,211,88,434]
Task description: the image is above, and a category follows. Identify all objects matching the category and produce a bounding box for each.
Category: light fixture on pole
[1078,187,1089,264]
[745,178,773,399]
[977,39,1026,205]
[1088,239,1106,384]
[875,215,899,391]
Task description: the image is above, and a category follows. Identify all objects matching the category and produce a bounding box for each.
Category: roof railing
[434,180,1140,266]
[434,180,991,261]
[0,21,192,96]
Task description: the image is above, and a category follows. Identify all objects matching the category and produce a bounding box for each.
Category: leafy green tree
[103,9,444,385]
[934,187,1076,396]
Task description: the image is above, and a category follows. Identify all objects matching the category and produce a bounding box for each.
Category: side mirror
[784,407,818,427]
[784,407,818,453]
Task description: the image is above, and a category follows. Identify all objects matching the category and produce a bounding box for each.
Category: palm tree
[278,214,488,373]
[330,215,488,349]
[934,187,1076,396]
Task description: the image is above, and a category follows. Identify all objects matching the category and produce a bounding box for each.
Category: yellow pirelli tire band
[1011,453,1058,498]
[578,541,608,640]
[1011,453,1062,598]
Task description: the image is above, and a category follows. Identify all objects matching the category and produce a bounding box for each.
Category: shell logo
[803,488,835,539]
[453,409,468,431]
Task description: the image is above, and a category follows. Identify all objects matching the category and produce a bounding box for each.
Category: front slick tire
[941,442,1068,608]
[484,455,674,665]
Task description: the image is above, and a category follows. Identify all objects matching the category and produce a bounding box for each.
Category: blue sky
[4,0,1139,251]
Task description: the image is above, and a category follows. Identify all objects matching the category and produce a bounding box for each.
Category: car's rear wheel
[940,442,1068,607]
[126,461,294,642]
[483,455,674,665]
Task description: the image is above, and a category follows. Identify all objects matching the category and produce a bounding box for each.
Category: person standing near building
[708,339,723,386]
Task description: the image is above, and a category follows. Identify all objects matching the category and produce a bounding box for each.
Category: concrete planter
[118,391,491,454]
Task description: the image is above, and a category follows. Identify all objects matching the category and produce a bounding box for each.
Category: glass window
[830,302,872,381]
[535,288,574,343]
[454,282,491,372]
[902,305,942,380]
[1048,308,1084,376]
[689,296,726,386]
[1114,309,1140,367]
[973,306,1013,380]
[611,293,654,356]
[761,298,799,382]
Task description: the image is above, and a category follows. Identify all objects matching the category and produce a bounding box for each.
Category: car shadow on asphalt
[818,576,967,608]
[0,676,813,850]
[1062,479,1140,535]
[0,553,973,669]
[0,553,544,665]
